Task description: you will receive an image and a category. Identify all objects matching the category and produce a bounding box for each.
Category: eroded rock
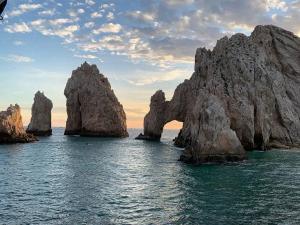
[27,91,53,136]
[138,25,300,164]
[64,62,128,137]
[0,104,36,143]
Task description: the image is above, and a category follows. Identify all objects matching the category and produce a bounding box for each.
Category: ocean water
[0,128,300,225]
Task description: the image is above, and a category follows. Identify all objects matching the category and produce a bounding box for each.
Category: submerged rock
[27,91,53,136]
[64,62,128,137]
[0,104,37,143]
[138,25,300,164]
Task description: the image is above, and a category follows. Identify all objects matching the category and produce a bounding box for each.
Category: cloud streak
[1,54,34,63]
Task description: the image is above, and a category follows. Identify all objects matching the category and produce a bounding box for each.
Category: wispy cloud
[1,54,34,63]
[8,3,42,17]
[93,23,122,34]
[127,69,191,86]
[3,0,300,70]
[5,22,32,33]
[74,54,98,59]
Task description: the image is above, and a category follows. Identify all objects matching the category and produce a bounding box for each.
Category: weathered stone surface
[138,25,300,164]
[0,104,37,143]
[64,62,128,137]
[179,95,245,163]
[27,91,53,136]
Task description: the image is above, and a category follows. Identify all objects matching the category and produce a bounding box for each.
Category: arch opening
[161,120,183,142]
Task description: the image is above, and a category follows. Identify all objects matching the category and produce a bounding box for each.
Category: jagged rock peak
[64,62,128,137]
[26,91,53,136]
[0,104,37,143]
[137,25,300,164]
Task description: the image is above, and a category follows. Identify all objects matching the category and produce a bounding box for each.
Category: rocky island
[64,62,128,137]
[27,91,53,136]
[137,25,300,164]
[0,104,36,143]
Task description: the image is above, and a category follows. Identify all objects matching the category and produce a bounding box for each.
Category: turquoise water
[0,128,300,225]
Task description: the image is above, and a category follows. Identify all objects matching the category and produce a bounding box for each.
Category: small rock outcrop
[137,25,300,164]
[26,91,53,136]
[0,104,36,143]
[64,62,128,137]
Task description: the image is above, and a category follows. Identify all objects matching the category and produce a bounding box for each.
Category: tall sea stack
[137,25,300,164]
[64,62,128,137]
[27,91,53,136]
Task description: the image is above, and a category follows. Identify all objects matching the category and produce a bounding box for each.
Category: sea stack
[0,104,37,143]
[26,91,53,136]
[137,25,300,164]
[64,62,128,137]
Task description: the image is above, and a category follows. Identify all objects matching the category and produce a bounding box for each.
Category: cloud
[40,25,80,38]
[74,54,98,59]
[13,41,24,46]
[9,3,42,17]
[49,18,75,26]
[38,9,56,16]
[84,22,95,28]
[128,69,191,86]
[5,18,80,39]
[3,0,300,71]
[78,8,85,14]
[265,0,288,11]
[126,11,155,23]
[93,23,122,34]
[91,12,103,18]
[107,12,114,20]
[5,22,32,33]
[1,54,34,63]
[165,0,195,5]
[86,0,96,6]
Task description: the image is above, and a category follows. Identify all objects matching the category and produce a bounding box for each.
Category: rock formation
[26,91,53,136]
[64,62,128,137]
[0,104,36,143]
[137,25,300,164]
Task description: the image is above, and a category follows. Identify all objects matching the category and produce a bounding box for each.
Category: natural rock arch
[137,25,300,164]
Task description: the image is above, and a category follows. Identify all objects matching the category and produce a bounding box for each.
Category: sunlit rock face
[137,25,300,164]
[27,91,53,136]
[64,62,128,137]
[0,104,37,143]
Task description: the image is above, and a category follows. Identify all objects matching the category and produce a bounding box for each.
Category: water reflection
[0,128,299,224]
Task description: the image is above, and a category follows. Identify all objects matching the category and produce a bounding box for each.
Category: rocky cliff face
[27,91,53,136]
[0,104,36,143]
[64,62,128,137]
[137,25,300,164]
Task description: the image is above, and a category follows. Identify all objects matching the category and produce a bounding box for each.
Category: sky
[0,0,299,129]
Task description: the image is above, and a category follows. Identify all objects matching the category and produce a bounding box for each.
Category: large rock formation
[26,91,53,136]
[0,104,36,143]
[137,25,300,164]
[64,62,128,137]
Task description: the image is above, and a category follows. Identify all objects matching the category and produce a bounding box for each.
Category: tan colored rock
[0,104,36,143]
[27,91,53,136]
[64,62,128,137]
[179,95,245,163]
[138,25,300,164]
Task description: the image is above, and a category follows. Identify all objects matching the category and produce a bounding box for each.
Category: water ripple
[0,128,300,224]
